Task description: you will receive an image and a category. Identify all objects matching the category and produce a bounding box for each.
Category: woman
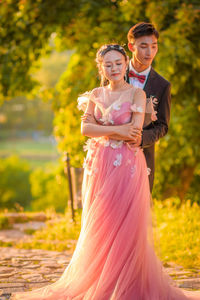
[11,44,200,299]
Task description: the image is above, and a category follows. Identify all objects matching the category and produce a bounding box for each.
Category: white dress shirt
[128,61,151,89]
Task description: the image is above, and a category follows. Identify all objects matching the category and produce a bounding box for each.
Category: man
[126,22,171,192]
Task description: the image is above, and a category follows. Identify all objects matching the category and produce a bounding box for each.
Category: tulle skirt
[11,139,200,299]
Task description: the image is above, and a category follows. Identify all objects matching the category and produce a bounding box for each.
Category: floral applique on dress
[113,154,122,167]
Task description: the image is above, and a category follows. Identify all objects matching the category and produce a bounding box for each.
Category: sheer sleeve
[77,88,101,112]
[130,88,146,130]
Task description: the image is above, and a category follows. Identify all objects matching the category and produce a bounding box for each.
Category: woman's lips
[111,73,120,76]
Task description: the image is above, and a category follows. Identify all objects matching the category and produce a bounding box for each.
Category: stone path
[0,247,200,300]
[0,247,71,299]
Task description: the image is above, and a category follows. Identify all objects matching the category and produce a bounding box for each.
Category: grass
[0,214,12,230]
[15,209,82,252]
[0,211,54,230]
[153,199,200,269]
[0,138,60,168]
[1,202,200,269]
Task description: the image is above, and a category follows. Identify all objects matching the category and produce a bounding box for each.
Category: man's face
[128,35,158,67]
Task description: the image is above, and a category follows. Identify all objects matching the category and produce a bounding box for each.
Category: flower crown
[99,44,126,57]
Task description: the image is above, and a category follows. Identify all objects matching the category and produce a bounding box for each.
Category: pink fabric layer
[11,87,200,299]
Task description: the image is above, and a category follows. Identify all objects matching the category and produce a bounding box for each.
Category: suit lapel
[143,68,156,96]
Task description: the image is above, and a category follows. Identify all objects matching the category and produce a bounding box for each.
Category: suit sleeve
[141,83,171,148]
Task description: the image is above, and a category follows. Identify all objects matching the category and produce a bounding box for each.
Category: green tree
[1,0,199,201]
[30,164,69,212]
[0,0,81,99]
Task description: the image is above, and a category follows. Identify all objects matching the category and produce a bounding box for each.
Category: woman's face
[101,50,127,83]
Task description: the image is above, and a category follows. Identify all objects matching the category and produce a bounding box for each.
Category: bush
[30,163,69,212]
[0,155,32,210]
[153,199,200,268]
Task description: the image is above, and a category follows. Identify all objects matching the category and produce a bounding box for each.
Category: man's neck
[131,58,150,73]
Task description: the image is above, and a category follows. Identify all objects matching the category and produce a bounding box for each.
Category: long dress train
[11,86,200,299]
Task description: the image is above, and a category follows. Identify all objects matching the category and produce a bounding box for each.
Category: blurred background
[0,0,199,213]
[0,0,200,268]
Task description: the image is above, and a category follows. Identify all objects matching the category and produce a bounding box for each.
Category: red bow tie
[128,71,146,83]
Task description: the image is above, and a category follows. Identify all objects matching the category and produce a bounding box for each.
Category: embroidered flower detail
[77,95,89,111]
[104,141,110,147]
[130,104,143,113]
[152,96,158,106]
[151,110,158,121]
[83,157,88,168]
[99,117,106,124]
[110,140,123,149]
[131,165,136,177]
[99,113,114,125]
[113,153,122,167]
[83,139,91,151]
[112,103,121,111]
[126,159,132,166]
[147,168,151,176]
[134,148,139,156]
[149,96,158,121]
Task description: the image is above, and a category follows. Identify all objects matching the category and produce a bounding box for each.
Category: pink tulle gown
[11,86,200,299]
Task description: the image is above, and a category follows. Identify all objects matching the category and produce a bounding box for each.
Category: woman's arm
[130,88,146,130]
[106,88,146,141]
[81,99,138,140]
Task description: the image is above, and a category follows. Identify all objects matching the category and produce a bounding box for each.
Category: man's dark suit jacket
[126,67,171,192]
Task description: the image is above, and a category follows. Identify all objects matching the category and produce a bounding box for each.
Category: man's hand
[126,135,142,147]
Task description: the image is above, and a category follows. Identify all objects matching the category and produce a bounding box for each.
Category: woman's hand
[115,121,142,141]
[81,113,97,124]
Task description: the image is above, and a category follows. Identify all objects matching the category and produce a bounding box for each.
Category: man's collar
[129,60,151,76]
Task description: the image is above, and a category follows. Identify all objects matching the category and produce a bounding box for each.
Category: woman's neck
[108,80,129,91]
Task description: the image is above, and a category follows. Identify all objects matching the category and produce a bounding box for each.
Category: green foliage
[30,163,69,212]
[154,199,200,268]
[0,154,68,212]
[152,1,200,201]
[33,209,81,241]
[0,0,82,98]
[1,0,199,200]
[0,214,11,230]
[53,0,200,198]
[0,156,32,210]
[34,50,71,89]
[16,209,81,252]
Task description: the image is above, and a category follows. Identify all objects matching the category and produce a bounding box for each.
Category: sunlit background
[0,0,199,269]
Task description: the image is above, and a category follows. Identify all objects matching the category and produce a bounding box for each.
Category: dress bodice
[77,85,158,127]
[92,86,139,126]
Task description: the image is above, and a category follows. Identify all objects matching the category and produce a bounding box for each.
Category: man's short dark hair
[127,22,159,43]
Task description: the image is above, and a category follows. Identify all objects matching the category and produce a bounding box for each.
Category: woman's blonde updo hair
[95,44,128,86]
